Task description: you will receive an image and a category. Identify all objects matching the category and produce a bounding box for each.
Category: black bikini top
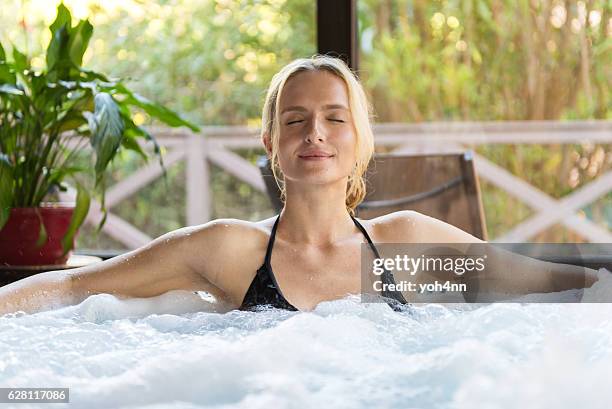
[239,214,408,312]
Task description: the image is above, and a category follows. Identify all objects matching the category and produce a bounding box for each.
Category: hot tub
[1,268,612,408]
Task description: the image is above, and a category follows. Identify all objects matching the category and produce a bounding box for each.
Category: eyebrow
[280,104,349,114]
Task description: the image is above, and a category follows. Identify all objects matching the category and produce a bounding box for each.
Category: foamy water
[2,269,612,409]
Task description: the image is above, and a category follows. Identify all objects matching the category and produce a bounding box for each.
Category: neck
[278,179,357,246]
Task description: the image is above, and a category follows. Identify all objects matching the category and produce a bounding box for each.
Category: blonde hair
[260,55,375,216]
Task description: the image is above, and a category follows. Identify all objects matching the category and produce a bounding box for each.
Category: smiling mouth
[298,154,334,160]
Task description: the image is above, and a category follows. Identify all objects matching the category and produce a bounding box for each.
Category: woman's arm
[0,269,74,315]
[391,211,599,297]
[0,220,233,315]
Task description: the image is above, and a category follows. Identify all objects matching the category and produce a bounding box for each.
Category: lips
[298,150,334,158]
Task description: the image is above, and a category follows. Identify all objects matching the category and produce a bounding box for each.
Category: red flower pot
[0,203,76,266]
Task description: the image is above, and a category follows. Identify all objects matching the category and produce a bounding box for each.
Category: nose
[304,115,326,144]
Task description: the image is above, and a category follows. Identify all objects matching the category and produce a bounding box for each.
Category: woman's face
[271,69,357,186]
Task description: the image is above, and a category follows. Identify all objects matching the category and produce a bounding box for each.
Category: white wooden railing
[61,120,612,248]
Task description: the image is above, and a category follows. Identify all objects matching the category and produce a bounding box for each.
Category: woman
[0,56,599,315]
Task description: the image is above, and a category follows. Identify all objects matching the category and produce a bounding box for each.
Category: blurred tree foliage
[360,0,610,121]
[359,0,611,241]
[1,0,610,248]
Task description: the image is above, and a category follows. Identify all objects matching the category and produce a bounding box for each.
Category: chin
[285,171,349,186]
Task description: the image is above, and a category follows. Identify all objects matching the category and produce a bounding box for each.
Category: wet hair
[260,54,375,216]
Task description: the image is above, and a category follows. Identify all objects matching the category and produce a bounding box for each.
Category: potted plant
[0,3,199,266]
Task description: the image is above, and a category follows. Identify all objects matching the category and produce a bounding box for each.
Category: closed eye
[287,119,344,125]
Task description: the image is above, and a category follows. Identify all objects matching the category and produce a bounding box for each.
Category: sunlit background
[1,0,610,249]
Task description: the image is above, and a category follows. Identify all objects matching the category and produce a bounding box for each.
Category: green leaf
[12,45,28,71]
[68,19,93,68]
[0,64,15,84]
[61,183,90,255]
[47,166,87,186]
[49,3,72,37]
[46,3,75,77]
[65,89,95,112]
[29,72,48,98]
[95,201,108,234]
[0,42,5,62]
[0,154,13,230]
[121,135,149,162]
[46,25,72,76]
[55,110,88,132]
[119,108,165,169]
[58,116,87,132]
[0,84,24,95]
[89,92,124,188]
[34,209,48,248]
[78,68,111,83]
[115,83,200,132]
[117,106,166,174]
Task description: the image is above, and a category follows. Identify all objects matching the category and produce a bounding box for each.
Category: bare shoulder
[365,210,485,244]
[181,216,273,260]
[184,216,277,246]
[179,216,275,291]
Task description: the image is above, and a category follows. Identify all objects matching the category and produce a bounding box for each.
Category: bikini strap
[265,213,407,306]
[264,214,282,266]
[350,215,383,259]
[269,214,381,259]
[351,215,409,305]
